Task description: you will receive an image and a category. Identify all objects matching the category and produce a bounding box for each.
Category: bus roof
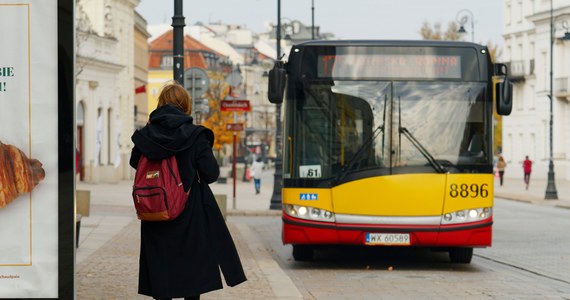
[292,40,486,50]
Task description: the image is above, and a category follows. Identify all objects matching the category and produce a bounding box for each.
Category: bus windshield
[285,80,489,180]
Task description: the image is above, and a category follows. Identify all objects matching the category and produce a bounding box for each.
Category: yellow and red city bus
[268,40,512,263]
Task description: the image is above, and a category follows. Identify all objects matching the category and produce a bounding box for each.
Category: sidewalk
[75,167,570,299]
[494,176,570,209]
[76,165,297,299]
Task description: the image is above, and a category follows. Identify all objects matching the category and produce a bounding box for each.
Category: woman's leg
[499,171,504,186]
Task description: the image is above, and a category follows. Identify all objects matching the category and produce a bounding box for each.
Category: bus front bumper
[282,213,492,247]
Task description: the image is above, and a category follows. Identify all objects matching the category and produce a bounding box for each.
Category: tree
[200,73,238,153]
[419,21,462,41]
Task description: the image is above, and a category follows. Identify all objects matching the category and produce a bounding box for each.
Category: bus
[267,40,512,263]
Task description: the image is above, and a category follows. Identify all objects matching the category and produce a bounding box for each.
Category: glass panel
[393,82,487,170]
[331,81,391,173]
[285,80,488,180]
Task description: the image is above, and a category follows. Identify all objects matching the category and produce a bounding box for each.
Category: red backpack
[132,154,190,221]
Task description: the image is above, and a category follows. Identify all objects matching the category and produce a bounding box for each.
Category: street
[229,198,570,299]
[76,171,570,300]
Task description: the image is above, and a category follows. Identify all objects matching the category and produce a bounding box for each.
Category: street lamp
[270,0,283,210]
[456,9,474,42]
[544,2,569,199]
[172,0,185,85]
[311,0,315,40]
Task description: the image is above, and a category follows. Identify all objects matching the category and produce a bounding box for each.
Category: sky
[136,0,504,46]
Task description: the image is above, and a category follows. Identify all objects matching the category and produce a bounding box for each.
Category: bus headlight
[284,204,335,222]
[441,207,492,225]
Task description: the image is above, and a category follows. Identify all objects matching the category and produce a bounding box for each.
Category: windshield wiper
[335,124,384,183]
[399,127,447,173]
[397,96,447,174]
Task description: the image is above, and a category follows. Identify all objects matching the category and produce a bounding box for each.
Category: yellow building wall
[147,69,173,116]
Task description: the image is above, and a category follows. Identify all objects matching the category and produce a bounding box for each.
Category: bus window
[393,81,488,169]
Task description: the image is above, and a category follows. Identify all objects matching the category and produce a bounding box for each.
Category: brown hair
[156,81,192,115]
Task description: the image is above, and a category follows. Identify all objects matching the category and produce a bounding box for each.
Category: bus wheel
[449,247,473,264]
[292,245,314,261]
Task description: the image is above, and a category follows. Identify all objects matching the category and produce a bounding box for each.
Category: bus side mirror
[496,80,513,115]
[494,63,513,116]
[268,61,286,104]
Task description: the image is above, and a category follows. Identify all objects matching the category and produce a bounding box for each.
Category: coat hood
[131,104,213,159]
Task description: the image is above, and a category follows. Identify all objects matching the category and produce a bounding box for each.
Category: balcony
[506,60,525,82]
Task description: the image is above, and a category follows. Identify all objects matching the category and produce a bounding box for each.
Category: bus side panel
[440,174,494,247]
[282,188,334,211]
[282,188,338,244]
[436,220,493,247]
[282,216,339,244]
[442,174,494,213]
[331,174,447,216]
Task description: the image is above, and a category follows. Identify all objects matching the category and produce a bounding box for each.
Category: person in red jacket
[523,155,532,190]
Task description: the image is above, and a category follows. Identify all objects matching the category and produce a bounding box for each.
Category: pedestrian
[497,155,507,186]
[523,155,532,190]
[129,82,246,300]
[250,157,264,194]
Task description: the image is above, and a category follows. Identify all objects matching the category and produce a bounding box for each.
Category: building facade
[502,0,570,180]
[146,30,232,112]
[76,0,141,183]
[134,11,151,130]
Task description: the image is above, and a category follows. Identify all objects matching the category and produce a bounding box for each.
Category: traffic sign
[226,123,244,131]
[221,100,251,112]
[184,67,209,97]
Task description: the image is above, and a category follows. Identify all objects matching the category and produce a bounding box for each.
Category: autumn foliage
[200,73,243,151]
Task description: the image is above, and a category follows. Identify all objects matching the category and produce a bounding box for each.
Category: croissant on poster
[0,141,45,208]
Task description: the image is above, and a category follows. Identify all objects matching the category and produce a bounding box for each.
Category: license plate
[365,233,410,245]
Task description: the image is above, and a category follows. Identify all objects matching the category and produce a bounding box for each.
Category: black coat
[129,105,246,298]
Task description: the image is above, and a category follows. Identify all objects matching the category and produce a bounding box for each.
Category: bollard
[76,190,91,217]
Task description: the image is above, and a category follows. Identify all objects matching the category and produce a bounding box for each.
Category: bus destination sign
[319,54,462,79]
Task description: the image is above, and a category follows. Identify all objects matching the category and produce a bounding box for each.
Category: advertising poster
[0,1,60,297]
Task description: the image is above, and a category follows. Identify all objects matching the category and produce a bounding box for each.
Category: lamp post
[545,1,559,200]
[456,9,474,42]
[172,0,185,85]
[311,0,315,40]
[270,0,283,210]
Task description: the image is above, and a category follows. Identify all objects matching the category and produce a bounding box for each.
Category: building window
[530,133,536,160]
[543,119,547,159]
[96,108,103,165]
[542,51,548,90]
[517,0,523,23]
[516,85,523,111]
[108,108,113,165]
[506,3,512,25]
[161,55,173,68]
[508,133,513,161]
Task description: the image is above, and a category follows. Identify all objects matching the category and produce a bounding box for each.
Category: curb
[495,192,570,210]
[227,209,282,217]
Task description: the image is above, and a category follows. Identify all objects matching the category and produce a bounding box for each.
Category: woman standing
[497,155,507,186]
[130,82,246,300]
